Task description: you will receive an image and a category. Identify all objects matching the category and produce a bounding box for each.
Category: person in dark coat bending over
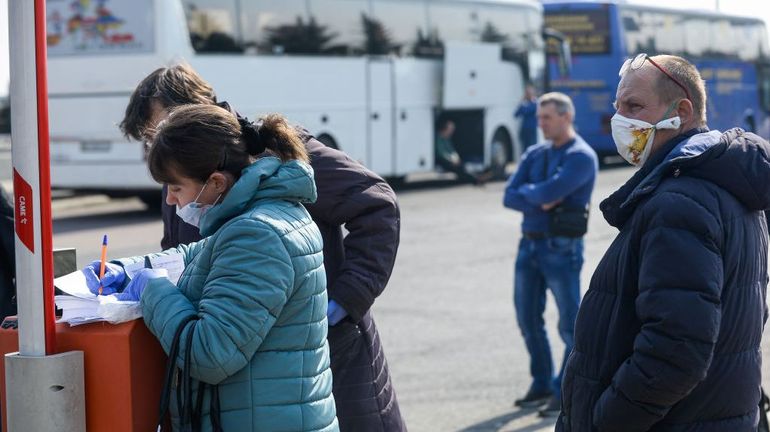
[558,54,770,432]
[120,64,406,432]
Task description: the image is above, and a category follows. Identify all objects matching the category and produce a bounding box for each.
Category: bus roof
[543,1,766,25]
[431,0,542,13]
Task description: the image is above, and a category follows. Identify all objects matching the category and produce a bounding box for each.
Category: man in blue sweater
[503,92,598,417]
[514,84,538,151]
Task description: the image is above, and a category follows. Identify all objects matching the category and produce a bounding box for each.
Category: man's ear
[676,98,694,124]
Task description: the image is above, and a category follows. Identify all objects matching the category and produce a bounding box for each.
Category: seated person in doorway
[435,119,489,185]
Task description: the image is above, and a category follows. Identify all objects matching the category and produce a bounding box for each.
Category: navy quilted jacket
[558,128,770,432]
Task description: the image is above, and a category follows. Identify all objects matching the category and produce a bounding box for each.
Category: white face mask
[611,105,682,166]
[175,181,221,228]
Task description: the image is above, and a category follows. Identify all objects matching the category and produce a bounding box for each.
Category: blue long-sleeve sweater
[503,135,598,233]
[514,100,538,131]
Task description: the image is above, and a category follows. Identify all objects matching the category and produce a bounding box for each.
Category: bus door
[442,42,522,166]
[367,59,395,175]
[392,59,439,176]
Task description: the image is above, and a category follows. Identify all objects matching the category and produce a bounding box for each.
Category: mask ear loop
[655,99,682,128]
[191,181,209,205]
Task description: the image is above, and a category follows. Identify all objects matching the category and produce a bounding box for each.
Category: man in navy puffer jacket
[557,54,770,432]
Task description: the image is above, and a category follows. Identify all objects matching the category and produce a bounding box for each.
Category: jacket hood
[199,157,317,237]
[683,128,770,212]
[601,128,770,228]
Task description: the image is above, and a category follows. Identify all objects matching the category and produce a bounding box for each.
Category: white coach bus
[46,0,565,201]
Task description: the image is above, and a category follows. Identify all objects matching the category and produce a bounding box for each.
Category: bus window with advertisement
[46,0,561,200]
[544,1,770,160]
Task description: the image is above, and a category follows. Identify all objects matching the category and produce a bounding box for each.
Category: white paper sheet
[124,261,146,279]
[54,270,96,299]
[149,253,185,285]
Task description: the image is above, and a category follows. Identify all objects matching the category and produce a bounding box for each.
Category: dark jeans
[514,236,583,397]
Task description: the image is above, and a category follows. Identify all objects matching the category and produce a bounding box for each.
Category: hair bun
[237,116,266,156]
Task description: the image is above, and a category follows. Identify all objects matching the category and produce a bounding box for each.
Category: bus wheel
[490,134,511,180]
[316,134,338,150]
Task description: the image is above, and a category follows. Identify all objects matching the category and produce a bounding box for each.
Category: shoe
[514,387,553,408]
[538,396,561,417]
[473,171,494,186]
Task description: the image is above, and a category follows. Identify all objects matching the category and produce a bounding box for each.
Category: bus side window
[182,0,242,53]
[240,0,310,55]
[370,0,429,57]
[307,0,370,56]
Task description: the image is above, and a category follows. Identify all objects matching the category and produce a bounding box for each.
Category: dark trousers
[436,158,477,184]
[514,236,583,397]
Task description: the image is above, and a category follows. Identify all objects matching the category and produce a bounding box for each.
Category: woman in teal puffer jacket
[94,104,338,431]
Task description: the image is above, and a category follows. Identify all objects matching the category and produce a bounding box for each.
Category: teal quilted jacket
[136,157,338,431]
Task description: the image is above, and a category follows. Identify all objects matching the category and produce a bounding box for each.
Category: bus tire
[490,129,512,180]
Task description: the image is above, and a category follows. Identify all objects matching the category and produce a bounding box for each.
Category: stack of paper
[53,254,186,326]
[54,268,142,326]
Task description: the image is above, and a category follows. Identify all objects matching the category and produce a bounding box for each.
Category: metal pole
[5,2,85,429]
[9,0,56,356]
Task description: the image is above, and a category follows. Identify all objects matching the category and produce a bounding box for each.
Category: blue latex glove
[82,260,126,295]
[115,268,168,301]
[327,300,348,326]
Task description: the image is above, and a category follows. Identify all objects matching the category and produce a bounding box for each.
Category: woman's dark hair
[147,105,309,184]
[120,63,217,142]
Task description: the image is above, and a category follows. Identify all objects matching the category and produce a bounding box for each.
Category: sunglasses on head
[619,53,692,101]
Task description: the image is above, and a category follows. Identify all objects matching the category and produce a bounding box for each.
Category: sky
[0,0,768,96]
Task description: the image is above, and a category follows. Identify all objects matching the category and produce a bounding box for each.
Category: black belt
[523,232,548,240]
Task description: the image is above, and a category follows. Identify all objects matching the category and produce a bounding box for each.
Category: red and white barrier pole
[4,2,85,430]
[9,0,56,356]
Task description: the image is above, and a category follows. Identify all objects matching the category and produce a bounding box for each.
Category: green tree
[264,17,337,55]
[361,13,397,55]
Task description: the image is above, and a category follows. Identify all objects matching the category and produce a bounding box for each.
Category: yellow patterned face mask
[611,102,682,166]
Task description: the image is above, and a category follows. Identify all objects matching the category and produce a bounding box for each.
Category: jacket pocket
[563,373,601,432]
[328,320,362,364]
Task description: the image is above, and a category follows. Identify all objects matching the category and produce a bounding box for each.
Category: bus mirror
[559,40,572,77]
[543,28,572,78]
